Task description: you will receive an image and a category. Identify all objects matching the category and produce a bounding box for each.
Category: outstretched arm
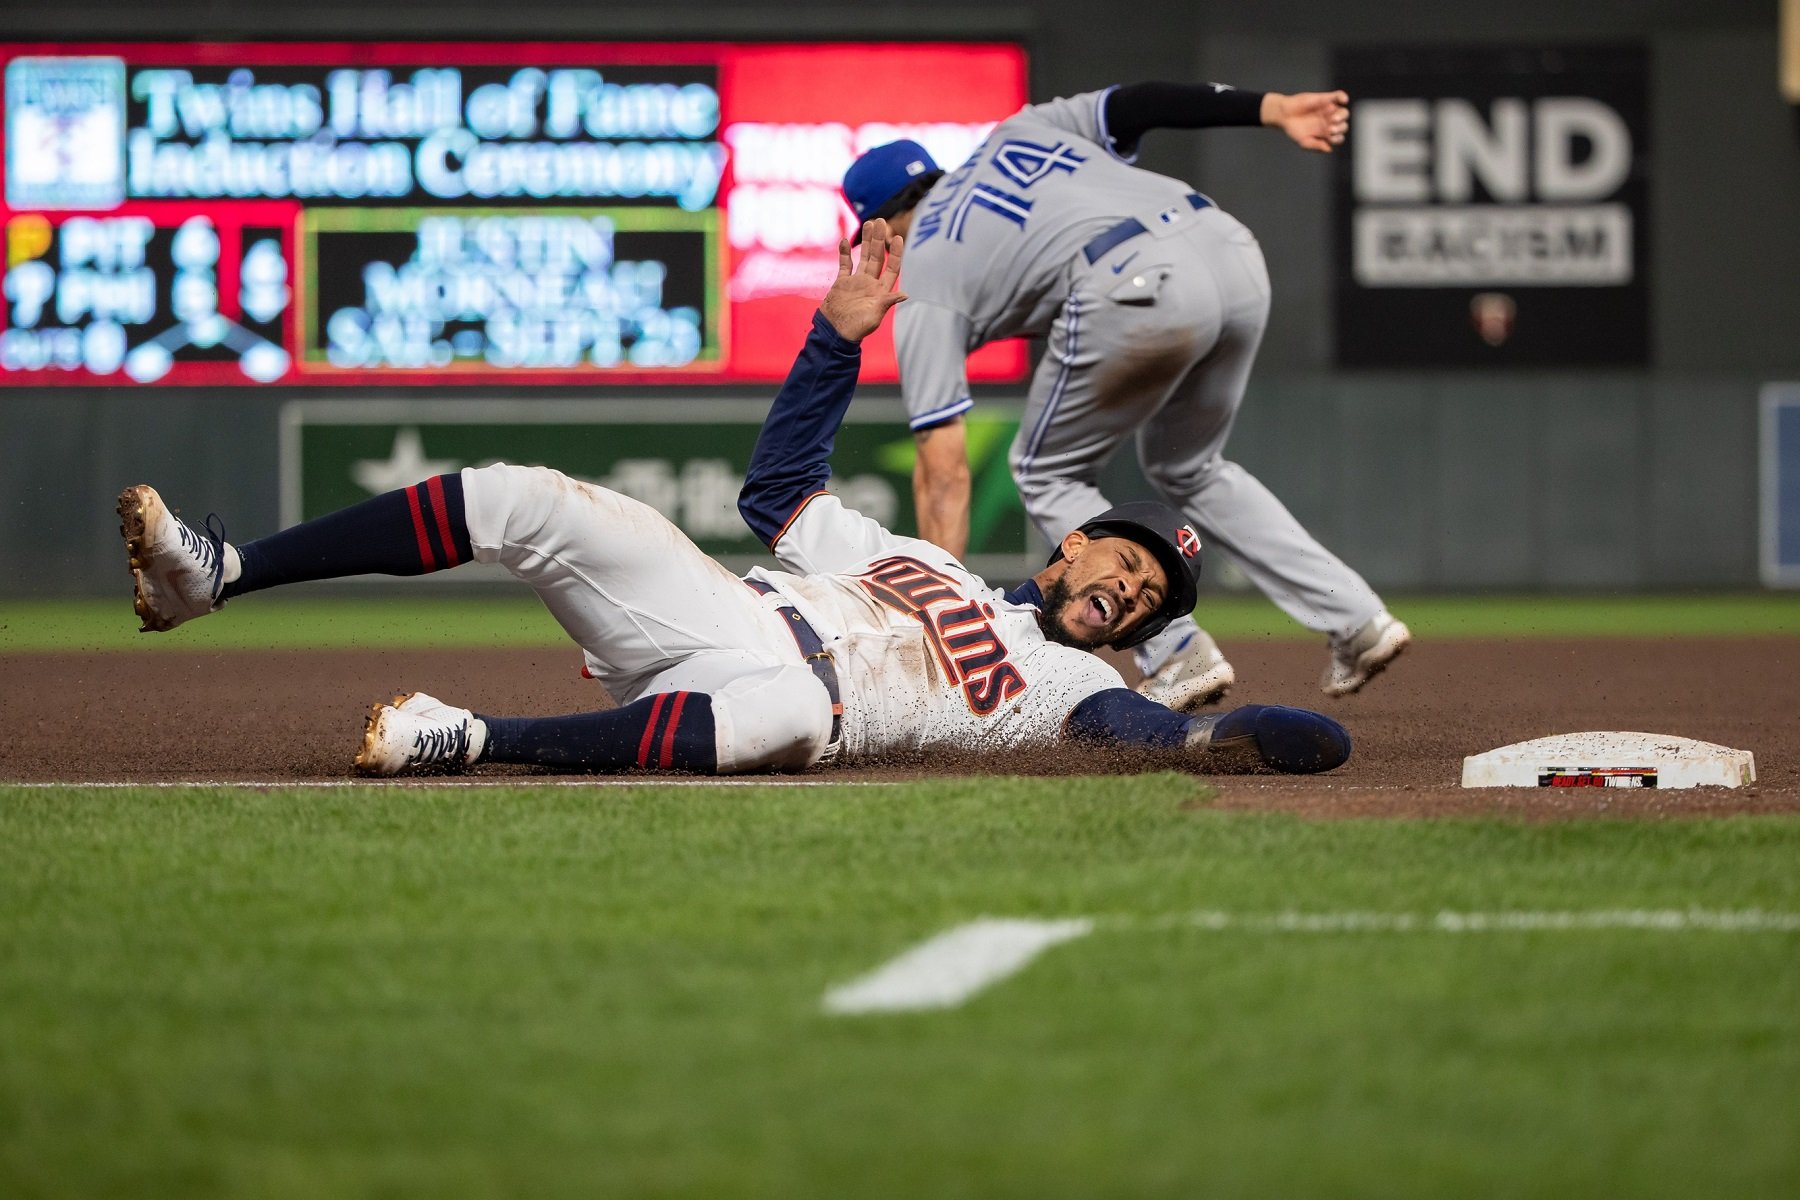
[818,220,908,341]
[1102,82,1349,157]
[1065,689,1352,774]
[738,220,917,569]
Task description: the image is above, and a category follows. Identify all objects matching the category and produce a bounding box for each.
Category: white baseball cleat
[117,484,231,632]
[353,692,488,776]
[1321,610,1411,697]
[1135,629,1236,712]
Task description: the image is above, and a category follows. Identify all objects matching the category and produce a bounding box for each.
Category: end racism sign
[1334,45,1649,367]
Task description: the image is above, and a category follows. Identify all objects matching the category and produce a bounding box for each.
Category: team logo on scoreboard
[4,56,127,210]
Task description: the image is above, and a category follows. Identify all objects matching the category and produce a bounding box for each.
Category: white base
[1461,731,1756,790]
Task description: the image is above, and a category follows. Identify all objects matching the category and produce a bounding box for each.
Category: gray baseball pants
[1008,206,1383,670]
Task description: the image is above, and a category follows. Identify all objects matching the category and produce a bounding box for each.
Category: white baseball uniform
[459,314,1131,773]
[895,87,1385,664]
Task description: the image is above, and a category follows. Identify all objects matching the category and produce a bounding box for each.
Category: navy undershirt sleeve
[1008,578,1192,745]
[737,312,864,547]
[1102,81,1266,157]
[1066,687,1193,747]
[1004,578,1044,608]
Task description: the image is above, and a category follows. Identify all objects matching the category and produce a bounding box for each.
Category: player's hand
[820,218,908,342]
[1263,90,1350,153]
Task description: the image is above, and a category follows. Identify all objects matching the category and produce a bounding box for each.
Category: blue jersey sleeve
[738,311,864,547]
[1065,687,1193,747]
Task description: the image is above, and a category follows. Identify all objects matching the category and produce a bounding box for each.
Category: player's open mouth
[1083,594,1113,628]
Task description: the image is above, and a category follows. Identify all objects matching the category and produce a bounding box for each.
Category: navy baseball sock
[477,693,719,774]
[222,474,473,598]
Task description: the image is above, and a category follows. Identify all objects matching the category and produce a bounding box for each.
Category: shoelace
[411,720,470,767]
[175,514,229,601]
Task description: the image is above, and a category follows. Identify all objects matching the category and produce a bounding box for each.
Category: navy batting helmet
[1046,501,1203,649]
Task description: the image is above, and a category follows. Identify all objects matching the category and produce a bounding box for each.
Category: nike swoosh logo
[1110,252,1140,275]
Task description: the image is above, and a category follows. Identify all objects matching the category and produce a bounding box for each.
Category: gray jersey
[896,87,1198,430]
[891,84,1389,653]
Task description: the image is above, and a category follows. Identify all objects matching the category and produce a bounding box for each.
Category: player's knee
[1012,470,1101,518]
[708,665,834,773]
[1144,454,1227,498]
[462,463,603,561]
[468,463,576,508]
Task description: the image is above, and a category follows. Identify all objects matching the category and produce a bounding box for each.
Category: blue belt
[1082,192,1213,265]
[745,578,842,745]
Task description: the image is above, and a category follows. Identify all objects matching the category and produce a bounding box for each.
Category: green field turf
[3,777,1796,1198]
[2,591,1796,653]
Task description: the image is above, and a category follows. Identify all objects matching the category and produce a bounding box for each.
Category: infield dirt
[5,635,1797,818]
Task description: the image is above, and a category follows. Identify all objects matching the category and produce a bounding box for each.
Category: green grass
[3,777,1797,1198]
[2,591,1796,653]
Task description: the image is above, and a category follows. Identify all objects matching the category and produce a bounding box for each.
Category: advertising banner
[1333,44,1649,367]
[281,399,1033,565]
[1,41,1028,386]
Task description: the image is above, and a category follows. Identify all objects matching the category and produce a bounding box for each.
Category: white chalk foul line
[2,778,877,790]
[822,918,1095,1015]
[824,909,1800,1015]
[1160,909,1800,933]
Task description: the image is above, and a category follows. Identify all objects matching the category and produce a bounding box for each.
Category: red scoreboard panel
[0,41,1028,386]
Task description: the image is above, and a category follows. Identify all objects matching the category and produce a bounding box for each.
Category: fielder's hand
[821,218,907,342]
[1263,90,1350,153]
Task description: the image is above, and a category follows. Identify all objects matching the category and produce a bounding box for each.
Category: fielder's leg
[1136,216,1407,694]
[1007,251,1232,709]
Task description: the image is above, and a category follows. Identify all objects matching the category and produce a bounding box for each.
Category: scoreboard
[0,41,1028,386]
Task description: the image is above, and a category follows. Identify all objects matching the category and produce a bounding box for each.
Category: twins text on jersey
[855,556,1028,715]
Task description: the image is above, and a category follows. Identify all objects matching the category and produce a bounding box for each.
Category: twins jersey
[896,88,1202,429]
[750,491,1123,764]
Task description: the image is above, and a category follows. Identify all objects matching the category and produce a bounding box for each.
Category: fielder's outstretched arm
[1100,82,1349,157]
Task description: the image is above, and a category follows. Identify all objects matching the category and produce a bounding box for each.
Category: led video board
[0,41,1027,386]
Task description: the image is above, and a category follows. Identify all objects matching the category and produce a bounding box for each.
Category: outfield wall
[2,0,1796,596]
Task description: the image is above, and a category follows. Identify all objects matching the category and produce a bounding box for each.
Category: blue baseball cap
[842,140,942,221]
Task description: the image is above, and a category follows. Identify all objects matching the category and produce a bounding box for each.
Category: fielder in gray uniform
[842,81,1409,708]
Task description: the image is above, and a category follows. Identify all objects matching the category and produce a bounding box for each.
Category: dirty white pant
[460,463,832,773]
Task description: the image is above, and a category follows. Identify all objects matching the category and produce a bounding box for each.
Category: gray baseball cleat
[117,484,230,632]
[354,692,488,776]
[1135,629,1236,712]
[1321,610,1411,697]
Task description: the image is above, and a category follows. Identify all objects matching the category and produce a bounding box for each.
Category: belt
[1082,192,1213,265]
[745,578,842,746]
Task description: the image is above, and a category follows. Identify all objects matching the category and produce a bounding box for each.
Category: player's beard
[1035,574,1110,649]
